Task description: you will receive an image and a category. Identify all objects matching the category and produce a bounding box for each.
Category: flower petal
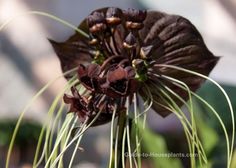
[139,11,219,117]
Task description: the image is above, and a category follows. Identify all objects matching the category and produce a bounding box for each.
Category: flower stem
[116,107,127,168]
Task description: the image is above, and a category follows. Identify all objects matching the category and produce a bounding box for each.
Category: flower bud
[106,7,123,26]
[87,12,107,34]
[123,33,137,49]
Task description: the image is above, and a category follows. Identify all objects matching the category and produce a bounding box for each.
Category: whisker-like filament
[68,132,84,168]
[157,89,200,167]
[49,104,105,168]
[155,64,235,168]
[150,74,207,164]
[133,93,141,168]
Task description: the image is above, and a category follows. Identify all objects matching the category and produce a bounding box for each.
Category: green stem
[126,101,133,168]
[108,106,118,168]
[116,107,127,168]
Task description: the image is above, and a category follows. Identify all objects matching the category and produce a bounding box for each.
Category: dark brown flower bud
[123,8,147,30]
[140,45,153,59]
[106,7,123,26]
[123,33,137,49]
[87,12,107,34]
[123,8,147,23]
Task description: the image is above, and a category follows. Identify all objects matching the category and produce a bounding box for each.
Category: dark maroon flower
[50,7,219,124]
[101,66,139,98]
[63,87,90,123]
[64,86,119,126]
[77,63,102,92]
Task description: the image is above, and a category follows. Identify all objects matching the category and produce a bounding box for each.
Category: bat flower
[100,65,139,98]
[64,86,123,126]
[63,86,91,123]
[77,63,102,92]
[49,7,219,125]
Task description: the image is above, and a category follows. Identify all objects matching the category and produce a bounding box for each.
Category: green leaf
[139,123,183,168]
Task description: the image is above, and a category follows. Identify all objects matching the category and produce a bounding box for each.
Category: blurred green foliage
[0,120,41,146]
[139,122,183,168]
[194,83,236,168]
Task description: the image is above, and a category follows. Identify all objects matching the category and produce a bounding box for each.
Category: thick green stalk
[116,107,127,168]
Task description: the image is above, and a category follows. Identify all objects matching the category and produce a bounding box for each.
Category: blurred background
[0,0,236,167]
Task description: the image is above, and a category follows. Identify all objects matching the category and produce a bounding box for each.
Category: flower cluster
[49,7,219,126]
